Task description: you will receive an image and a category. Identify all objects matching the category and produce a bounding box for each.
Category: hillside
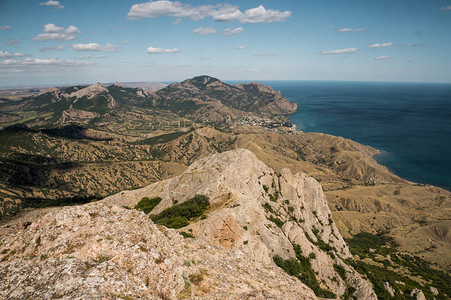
[0,149,373,299]
[0,75,296,130]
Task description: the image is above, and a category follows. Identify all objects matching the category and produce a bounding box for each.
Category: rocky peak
[102,149,376,299]
[113,81,123,87]
[69,82,108,99]
[184,75,221,87]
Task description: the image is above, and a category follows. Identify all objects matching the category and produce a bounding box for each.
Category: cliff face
[103,149,376,299]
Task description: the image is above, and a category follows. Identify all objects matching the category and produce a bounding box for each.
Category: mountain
[0,149,373,299]
[153,75,297,121]
[0,75,297,130]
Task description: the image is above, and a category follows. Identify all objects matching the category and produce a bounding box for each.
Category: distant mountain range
[0,75,297,129]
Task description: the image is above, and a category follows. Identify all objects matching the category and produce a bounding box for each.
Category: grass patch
[134,196,162,214]
[150,194,209,229]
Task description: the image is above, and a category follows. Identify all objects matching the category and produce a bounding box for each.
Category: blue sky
[0,0,450,87]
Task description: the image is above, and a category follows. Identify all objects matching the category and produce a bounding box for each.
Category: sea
[233,81,451,191]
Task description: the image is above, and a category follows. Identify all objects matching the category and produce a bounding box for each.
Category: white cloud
[0,58,90,66]
[441,5,451,10]
[120,40,129,44]
[193,27,217,35]
[317,48,358,55]
[0,51,12,59]
[33,24,80,42]
[127,1,290,23]
[248,66,261,72]
[95,55,107,58]
[128,1,237,21]
[147,46,180,54]
[254,52,277,56]
[374,56,392,60]
[369,42,392,48]
[79,55,91,59]
[235,45,247,49]
[337,28,366,32]
[39,1,64,9]
[6,38,21,45]
[0,26,12,30]
[401,43,424,47]
[72,43,118,52]
[224,27,244,36]
[13,52,30,57]
[214,5,291,23]
[39,45,68,51]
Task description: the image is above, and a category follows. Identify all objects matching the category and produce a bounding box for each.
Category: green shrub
[263,203,276,214]
[134,196,162,214]
[267,215,285,228]
[269,191,279,202]
[150,195,210,229]
[345,232,397,258]
[273,244,335,298]
[180,232,194,238]
[333,263,347,280]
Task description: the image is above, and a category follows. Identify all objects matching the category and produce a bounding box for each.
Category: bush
[267,215,285,228]
[333,263,347,280]
[134,196,162,214]
[150,194,210,229]
[273,244,335,298]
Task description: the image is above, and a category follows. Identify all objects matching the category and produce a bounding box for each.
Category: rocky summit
[1,149,377,299]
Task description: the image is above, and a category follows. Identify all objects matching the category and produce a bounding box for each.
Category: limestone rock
[411,288,426,300]
[0,203,317,299]
[383,281,395,297]
[103,149,376,299]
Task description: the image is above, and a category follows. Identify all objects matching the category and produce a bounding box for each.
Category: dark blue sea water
[238,81,451,190]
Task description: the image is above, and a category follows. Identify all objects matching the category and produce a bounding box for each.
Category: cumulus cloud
[72,43,118,52]
[79,54,92,59]
[369,42,392,48]
[128,1,236,21]
[0,51,12,59]
[39,0,64,9]
[224,27,244,36]
[441,5,451,10]
[147,46,180,54]
[193,27,217,35]
[6,38,21,45]
[127,1,291,23]
[337,28,366,32]
[0,26,12,30]
[33,24,80,42]
[40,45,68,51]
[235,45,247,49]
[214,5,291,23]
[317,48,358,55]
[374,56,391,60]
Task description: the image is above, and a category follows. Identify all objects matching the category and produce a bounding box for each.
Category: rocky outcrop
[0,201,316,299]
[69,82,108,99]
[103,149,376,299]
